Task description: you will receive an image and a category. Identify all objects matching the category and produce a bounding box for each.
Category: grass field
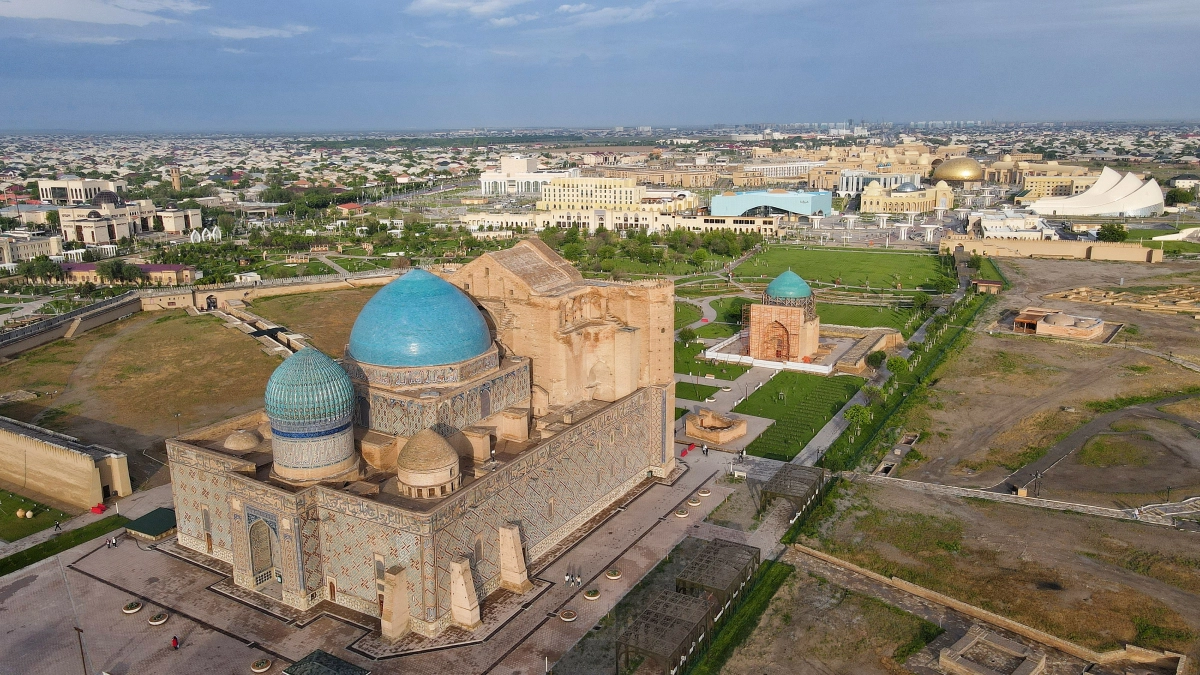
[675,301,702,329]
[696,322,739,338]
[0,515,129,577]
[0,490,70,542]
[735,372,864,460]
[816,303,915,335]
[251,287,381,355]
[976,257,1005,283]
[0,312,279,486]
[737,247,943,290]
[331,256,390,272]
[676,382,721,402]
[675,342,750,379]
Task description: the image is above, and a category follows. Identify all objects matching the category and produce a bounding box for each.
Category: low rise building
[62,262,197,285]
[155,207,202,234]
[838,170,924,195]
[972,210,1059,240]
[37,177,127,205]
[1013,307,1104,340]
[460,211,785,236]
[0,232,63,263]
[859,180,953,214]
[537,177,697,213]
[480,155,578,196]
[59,194,157,244]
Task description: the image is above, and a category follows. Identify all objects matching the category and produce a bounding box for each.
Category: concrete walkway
[988,394,1200,493]
[0,484,174,558]
[316,254,350,275]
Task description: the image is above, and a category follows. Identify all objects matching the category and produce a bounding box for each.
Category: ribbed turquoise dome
[766,270,812,299]
[264,348,355,424]
[348,269,492,368]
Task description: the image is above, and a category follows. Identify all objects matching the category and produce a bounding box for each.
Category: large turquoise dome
[766,270,812,299]
[348,269,492,368]
[264,347,355,425]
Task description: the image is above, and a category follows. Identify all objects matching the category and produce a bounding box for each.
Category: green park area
[674,301,701,329]
[0,515,129,577]
[675,382,721,402]
[734,372,864,461]
[0,490,70,542]
[737,247,943,290]
[674,341,749,380]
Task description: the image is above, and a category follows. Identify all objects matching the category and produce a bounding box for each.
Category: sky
[0,0,1198,132]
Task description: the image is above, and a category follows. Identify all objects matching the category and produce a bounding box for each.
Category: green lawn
[0,490,71,542]
[675,342,750,380]
[735,372,865,461]
[675,301,702,329]
[975,257,1005,283]
[696,322,739,338]
[737,247,942,290]
[0,514,130,577]
[331,256,389,272]
[675,382,722,402]
[816,303,916,336]
[676,407,689,420]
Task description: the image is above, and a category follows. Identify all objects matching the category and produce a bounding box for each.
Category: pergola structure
[760,464,829,515]
[675,539,761,623]
[616,590,713,675]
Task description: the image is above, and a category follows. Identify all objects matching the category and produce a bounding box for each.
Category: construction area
[1045,286,1200,316]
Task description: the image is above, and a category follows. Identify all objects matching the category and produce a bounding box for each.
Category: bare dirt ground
[703,475,763,532]
[0,311,279,488]
[896,331,1200,488]
[1038,417,1200,508]
[994,258,1200,363]
[802,480,1200,664]
[722,572,929,675]
[249,287,380,356]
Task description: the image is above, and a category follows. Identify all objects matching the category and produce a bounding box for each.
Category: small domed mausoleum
[746,270,820,362]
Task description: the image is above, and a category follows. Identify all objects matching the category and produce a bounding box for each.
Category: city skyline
[0,0,1198,131]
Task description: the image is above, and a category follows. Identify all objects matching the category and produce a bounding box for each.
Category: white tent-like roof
[1029,167,1164,217]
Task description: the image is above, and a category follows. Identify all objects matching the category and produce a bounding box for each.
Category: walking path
[316,254,350,275]
[0,484,174,558]
[988,393,1200,493]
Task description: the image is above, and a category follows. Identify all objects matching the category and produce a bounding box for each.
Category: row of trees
[14,256,146,284]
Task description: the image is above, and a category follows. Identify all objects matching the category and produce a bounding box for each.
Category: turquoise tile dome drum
[265,347,356,428]
[265,348,358,479]
[765,270,813,299]
[348,269,493,368]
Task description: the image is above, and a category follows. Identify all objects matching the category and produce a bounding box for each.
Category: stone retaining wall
[790,543,1187,674]
[843,473,1176,527]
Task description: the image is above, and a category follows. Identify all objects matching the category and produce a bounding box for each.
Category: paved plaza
[0,447,787,675]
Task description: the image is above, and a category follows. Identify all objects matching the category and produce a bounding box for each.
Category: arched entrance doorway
[205,295,218,311]
[248,519,281,597]
[765,321,790,360]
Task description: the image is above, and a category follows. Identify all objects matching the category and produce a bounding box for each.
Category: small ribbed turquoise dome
[264,348,355,424]
[766,270,813,299]
[348,269,492,368]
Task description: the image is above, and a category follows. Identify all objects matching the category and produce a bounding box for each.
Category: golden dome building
[931,156,984,184]
[165,240,675,640]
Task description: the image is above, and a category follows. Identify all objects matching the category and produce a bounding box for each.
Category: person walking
[53,520,61,532]
[171,636,179,651]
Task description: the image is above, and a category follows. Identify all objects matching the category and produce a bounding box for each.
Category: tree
[933,276,958,294]
[886,355,909,375]
[676,327,697,344]
[561,243,585,261]
[1096,223,1128,242]
[911,292,931,312]
[17,256,63,283]
[866,351,886,369]
[1165,187,1196,206]
[691,248,709,266]
[862,385,884,406]
[843,404,872,430]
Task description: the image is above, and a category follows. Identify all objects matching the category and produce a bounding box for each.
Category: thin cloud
[210,23,311,39]
[566,1,660,28]
[490,12,538,26]
[556,3,592,12]
[0,0,205,26]
[406,0,530,17]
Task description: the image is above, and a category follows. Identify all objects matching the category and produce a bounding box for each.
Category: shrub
[866,350,886,368]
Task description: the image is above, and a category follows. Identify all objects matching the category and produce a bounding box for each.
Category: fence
[138,268,401,298]
[0,291,139,347]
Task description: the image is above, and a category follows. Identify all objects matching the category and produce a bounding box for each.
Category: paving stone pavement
[0,450,764,675]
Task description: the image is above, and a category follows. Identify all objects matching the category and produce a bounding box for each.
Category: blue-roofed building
[165,240,676,641]
[709,189,834,218]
